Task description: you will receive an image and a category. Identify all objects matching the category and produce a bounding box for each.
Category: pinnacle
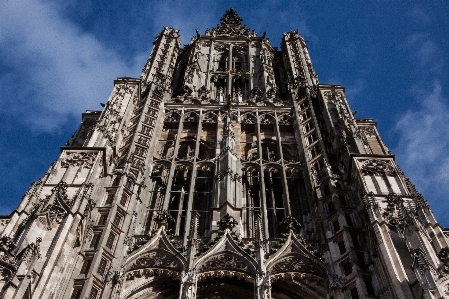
[220,8,244,24]
[212,8,251,37]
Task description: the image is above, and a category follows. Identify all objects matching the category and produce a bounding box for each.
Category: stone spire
[212,8,251,36]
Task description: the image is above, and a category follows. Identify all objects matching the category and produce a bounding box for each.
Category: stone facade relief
[360,159,396,176]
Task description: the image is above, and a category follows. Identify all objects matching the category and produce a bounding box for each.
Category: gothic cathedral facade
[1,9,449,299]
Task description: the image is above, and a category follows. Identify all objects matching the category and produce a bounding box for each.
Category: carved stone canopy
[123,226,187,275]
[194,229,258,277]
[212,8,251,37]
[266,231,326,280]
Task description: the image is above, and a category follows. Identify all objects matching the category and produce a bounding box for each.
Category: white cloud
[0,0,142,132]
[393,22,449,225]
[404,33,443,75]
[394,81,449,223]
[409,5,432,25]
[345,79,365,106]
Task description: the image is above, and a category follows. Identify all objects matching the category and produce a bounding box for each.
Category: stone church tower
[1,8,449,299]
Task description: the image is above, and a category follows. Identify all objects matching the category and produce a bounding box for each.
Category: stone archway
[196,276,254,299]
[122,275,180,299]
[270,276,325,299]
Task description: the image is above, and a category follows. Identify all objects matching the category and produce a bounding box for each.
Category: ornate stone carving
[438,247,449,263]
[127,235,151,254]
[17,237,42,265]
[264,165,281,174]
[260,113,275,125]
[130,250,181,271]
[279,215,301,235]
[0,236,15,256]
[108,266,125,287]
[358,125,376,136]
[383,192,411,233]
[197,86,210,102]
[217,214,238,231]
[97,83,134,145]
[212,8,250,37]
[176,164,193,172]
[270,255,318,274]
[61,152,97,169]
[241,113,257,124]
[246,146,259,161]
[36,182,70,230]
[261,140,279,162]
[125,268,180,281]
[354,127,370,146]
[278,113,293,125]
[250,87,263,100]
[158,141,175,159]
[0,235,17,282]
[183,111,199,123]
[73,195,96,248]
[154,210,175,229]
[222,120,235,139]
[397,167,430,210]
[0,264,15,282]
[328,273,346,289]
[164,111,181,123]
[360,159,396,176]
[411,247,430,275]
[363,191,379,208]
[214,167,241,182]
[438,247,449,275]
[38,202,66,230]
[197,163,214,172]
[202,111,218,123]
[199,253,249,272]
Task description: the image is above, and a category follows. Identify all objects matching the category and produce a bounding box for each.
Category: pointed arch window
[192,164,215,236]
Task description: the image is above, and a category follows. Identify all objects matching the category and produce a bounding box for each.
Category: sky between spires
[1,0,449,226]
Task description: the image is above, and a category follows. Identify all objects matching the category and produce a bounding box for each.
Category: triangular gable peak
[194,229,258,281]
[266,231,326,281]
[212,8,252,37]
[123,227,187,278]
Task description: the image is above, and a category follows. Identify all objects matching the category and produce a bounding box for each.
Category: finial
[217,213,238,231]
[154,210,175,229]
[279,215,301,235]
[212,8,251,37]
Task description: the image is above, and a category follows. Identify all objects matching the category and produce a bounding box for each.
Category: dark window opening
[264,170,284,238]
[350,287,359,299]
[192,167,214,236]
[338,240,346,255]
[97,258,108,276]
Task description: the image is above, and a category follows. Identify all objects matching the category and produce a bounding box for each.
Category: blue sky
[1,1,449,226]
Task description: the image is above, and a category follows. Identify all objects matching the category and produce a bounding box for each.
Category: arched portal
[196,276,254,299]
[270,276,326,299]
[121,276,180,299]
